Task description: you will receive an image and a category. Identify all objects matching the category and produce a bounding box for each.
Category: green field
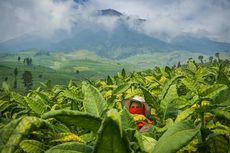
[0,50,135,93]
[1,49,229,94]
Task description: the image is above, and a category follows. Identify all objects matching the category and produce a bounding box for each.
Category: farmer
[124,96,154,132]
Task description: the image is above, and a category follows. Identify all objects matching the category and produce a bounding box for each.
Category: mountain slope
[0,8,229,58]
[54,22,175,59]
[171,35,230,54]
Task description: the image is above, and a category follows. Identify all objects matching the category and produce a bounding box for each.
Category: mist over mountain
[0,8,229,58]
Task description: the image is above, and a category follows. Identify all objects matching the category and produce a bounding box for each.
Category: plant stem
[200,111,205,143]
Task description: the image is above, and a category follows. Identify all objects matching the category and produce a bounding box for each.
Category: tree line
[17,56,33,65]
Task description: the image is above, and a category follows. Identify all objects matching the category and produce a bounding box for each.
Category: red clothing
[129,107,145,115]
[129,107,153,129]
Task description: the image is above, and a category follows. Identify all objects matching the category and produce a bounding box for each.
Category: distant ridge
[97,9,123,16]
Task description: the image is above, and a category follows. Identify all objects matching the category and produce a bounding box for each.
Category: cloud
[0,0,78,42]
[0,0,230,43]
[91,0,230,42]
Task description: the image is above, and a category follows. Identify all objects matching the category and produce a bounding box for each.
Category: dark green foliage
[42,110,102,132]
[82,81,108,117]
[22,71,33,91]
[46,142,93,153]
[113,83,131,95]
[152,120,199,153]
[207,134,230,153]
[176,80,188,96]
[121,68,126,78]
[0,117,49,153]
[93,109,131,153]
[120,108,136,129]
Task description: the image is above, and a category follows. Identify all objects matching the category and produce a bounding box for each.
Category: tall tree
[17,56,21,62]
[13,68,18,89]
[22,71,33,91]
[215,52,220,62]
[198,55,204,64]
[177,61,181,67]
[209,56,213,63]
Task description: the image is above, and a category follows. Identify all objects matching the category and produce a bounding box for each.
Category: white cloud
[0,0,230,43]
[0,0,78,41]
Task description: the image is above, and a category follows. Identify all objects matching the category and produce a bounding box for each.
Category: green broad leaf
[12,110,30,119]
[181,78,199,93]
[163,103,178,120]
[106,75,114,85]
[120,108,136,129]
[0,117,49,153]
[82,81,108,117]
[113,83,131,95]
[107,109,123,135]
[42,110,102,132]
[0,117,10,126]
[208,134,230,153]
[165,66,172,78]
[33,91,50,103]
[214,88,230,104]
[52,123,70,133]
[211,122,230,137]
[156,118,174,133]
[62,89,79,101]
[40,80,52,89]
[121,68,126,78]
[152,120,199,153]
[213,129,230,137]
[140,85,159,110]
[217,65,230,86]
[45,142,93,153]
[2,81,10,94]
[0,100,15,112]
[214,110,230,121]
[200,84,228,99]
[10,92,27,106]
[175,108,195,122]
[159,75,184,100]
[195,67,213,82]
[80,132,95,143]
[68,80,78,88]
[135,131,157,153]
[161,84,178,105]
[187,60,197,73]
[172,97,189,109]
[93,109,131,153]
[24,96,47,116]
[20,139,46,153]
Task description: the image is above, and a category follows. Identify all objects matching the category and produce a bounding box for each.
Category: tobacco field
[0,60,229,153]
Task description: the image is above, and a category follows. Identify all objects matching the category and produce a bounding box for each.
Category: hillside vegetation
[0,50,135,94]
[1,49,229,93]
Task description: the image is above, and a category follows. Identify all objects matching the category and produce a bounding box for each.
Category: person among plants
[124,96,154,132]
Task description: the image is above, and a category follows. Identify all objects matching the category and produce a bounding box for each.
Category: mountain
[0,34,52,53]
[171,35,230,54]
[0,8,229,58]
[96,9,123,16]
[54,22,175,59]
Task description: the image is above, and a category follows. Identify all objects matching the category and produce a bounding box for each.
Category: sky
[0,0,230,43]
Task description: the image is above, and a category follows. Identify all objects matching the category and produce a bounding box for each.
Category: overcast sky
[0,0,230,43]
